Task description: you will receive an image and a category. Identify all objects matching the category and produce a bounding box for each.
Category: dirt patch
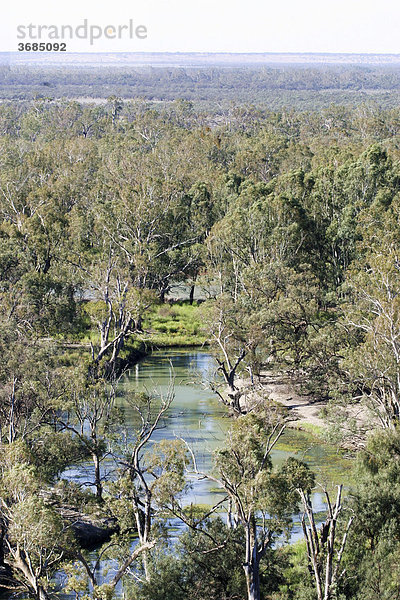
[238,370,326,430]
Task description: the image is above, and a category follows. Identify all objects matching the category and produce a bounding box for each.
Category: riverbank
[237,369,373,446]
[63,301,208,357]
[237,370,326,434]
[54,301,209,377]
[259,370,326,432]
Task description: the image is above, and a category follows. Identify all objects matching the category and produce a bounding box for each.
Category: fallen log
[56,507,119,549]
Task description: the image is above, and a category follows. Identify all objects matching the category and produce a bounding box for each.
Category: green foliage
[275,540,316,600]
[215,410,315,522]
[28,428,90,481]
[3,92,400,600]
[9,497,67,558]
[127,519,248,600]
[147,439,190,505]
[337,429,400,599]
[144,302,208,347]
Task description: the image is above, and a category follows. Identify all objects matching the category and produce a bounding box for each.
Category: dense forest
[1,93,400,600]
[3,64,400,108]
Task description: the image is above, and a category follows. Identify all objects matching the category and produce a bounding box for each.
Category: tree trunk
[11,548,51,600]
[243,521,261,600]
[132,489,152,581]
[227,383,243,414]
[0,519,5,566]
[92,453,103,501]
[189,284,195,305]
[135,314,143,332]
[37,585,50,600]
[244,557,261,600]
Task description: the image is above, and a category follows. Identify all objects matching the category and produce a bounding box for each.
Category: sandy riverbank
[238,370,326,430]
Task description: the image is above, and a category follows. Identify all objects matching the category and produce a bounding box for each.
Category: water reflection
[64,349,352,507]
[58,349,353,596]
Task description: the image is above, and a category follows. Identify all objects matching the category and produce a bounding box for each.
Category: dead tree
[298,485,354,600]
[210,312,247,413]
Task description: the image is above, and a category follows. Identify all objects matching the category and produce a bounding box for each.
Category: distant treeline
[2,64,400,108]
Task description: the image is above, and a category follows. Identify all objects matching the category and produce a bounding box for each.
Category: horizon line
[2,50,400,56]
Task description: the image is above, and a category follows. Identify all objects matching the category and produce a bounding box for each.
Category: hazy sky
[3,0,400,53]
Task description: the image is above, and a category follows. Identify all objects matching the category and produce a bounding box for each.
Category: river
[119,349,352,497]
[59,348,353,593]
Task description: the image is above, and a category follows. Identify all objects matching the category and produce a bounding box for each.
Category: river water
[59,348,352,593]
[124,348,351,483]
[64,347,352,517]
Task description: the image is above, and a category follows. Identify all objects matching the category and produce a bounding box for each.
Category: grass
[62,300,209,350]
[294,422,326,438]
[52,301,208,375]
[143,302,209,348]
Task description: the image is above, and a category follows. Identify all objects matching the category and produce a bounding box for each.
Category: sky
[2,0,400,54]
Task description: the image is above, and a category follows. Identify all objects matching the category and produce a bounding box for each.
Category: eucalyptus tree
[188,406,314,600]
[56,373,120,501]
[341,429,400,600]
[106,384,189,584]
[80,240,156,371]
[0,332,66,445]
[203,294,254,413]
[92,126,220,303]
[298,485,354,600]
[0,441,76,600]
[338,197,400,430]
